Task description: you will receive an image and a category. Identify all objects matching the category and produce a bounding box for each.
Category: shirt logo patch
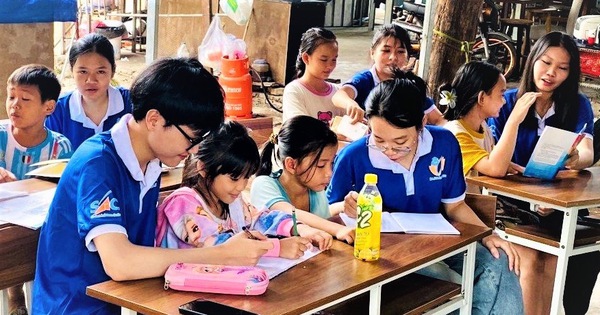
[91,190,121,218]
[429,156,446,180]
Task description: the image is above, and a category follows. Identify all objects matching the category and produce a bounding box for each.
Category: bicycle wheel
[472,32,517,79]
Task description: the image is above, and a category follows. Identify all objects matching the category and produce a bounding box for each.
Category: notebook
[340,212,459,235]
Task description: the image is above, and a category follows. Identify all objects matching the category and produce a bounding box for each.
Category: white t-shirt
[282,80,344,125]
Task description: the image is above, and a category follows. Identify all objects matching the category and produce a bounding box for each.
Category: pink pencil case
[164,263,269,295]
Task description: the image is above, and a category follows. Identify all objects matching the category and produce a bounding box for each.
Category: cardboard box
[228,115,273,148]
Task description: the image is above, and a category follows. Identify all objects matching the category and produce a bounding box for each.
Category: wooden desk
[87,222,490,315]
[467,167,600,315]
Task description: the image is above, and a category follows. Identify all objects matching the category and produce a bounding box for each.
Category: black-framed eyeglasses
[173,124,207,151]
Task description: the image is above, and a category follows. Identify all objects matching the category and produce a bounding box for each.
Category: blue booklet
[523,124,587,180]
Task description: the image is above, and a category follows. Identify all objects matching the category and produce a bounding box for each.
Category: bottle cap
[364,173,377,184]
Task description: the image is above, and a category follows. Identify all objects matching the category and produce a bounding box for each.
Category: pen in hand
[292,208,298,236]
[242,226,259,240]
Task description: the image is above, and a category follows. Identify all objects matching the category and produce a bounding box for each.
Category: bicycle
[395,0,517,78]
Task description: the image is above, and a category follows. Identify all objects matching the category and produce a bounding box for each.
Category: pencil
[292,208,298,236]
[242,226,259,240]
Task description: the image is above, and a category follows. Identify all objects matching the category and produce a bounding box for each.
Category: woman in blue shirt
[488,31,598,315]
[328,70,522,315]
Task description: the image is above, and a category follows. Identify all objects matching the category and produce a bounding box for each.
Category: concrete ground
[56,25,599,315]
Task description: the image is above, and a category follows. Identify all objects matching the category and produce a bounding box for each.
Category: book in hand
[523,124,587,180]
[330,115,368,141]
[340,212,459,235]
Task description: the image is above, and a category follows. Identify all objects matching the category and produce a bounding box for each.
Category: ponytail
[294,27,337,80]
[257,136,277,176]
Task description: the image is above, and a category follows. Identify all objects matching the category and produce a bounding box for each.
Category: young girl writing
[488,31,599,315]
[327,70,523,314]
[331,23,444,125]
[442,61,537,179]
[156,121,332,257]
[282,27,344,125]
[250,115,355,244]
[46,33,132,150]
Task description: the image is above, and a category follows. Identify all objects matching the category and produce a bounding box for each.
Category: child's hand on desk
[296,224,333,250]
[222,232,271,266]
[279,237,312,259]
[482,234,520,276]
[334,226,355,245]
[0,167,17,183]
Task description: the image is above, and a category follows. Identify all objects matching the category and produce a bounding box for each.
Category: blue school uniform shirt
[45,85,132,150]
[327,126,466,213]
[0,124,72,179]
[488,88,594,166]
[343,66,436,113]
[33,114,162,315]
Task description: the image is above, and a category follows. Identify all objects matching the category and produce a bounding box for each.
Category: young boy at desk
[32,58,273,315]
[1,64,73,315]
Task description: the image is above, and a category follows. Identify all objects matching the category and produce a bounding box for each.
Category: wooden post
[425,0,481,105]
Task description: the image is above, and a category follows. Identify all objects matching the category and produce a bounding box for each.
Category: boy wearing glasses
[33,58,273,315]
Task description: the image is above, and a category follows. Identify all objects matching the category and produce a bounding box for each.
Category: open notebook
[258,247,321,279]
[340,212,459,235]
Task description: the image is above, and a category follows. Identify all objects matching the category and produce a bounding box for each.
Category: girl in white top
[282,27,344,125]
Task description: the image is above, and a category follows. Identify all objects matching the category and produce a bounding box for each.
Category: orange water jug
[219,56,253,118]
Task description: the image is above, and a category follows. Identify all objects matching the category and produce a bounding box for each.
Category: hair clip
[269,132,278,145]
[439,89,457,109]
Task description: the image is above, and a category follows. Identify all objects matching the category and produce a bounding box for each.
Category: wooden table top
[87,222,490,315]
[466,167,600,208]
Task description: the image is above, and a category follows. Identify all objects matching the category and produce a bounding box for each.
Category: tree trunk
[426,0,482,106]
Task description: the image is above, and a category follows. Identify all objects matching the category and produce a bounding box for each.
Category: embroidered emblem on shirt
[91,190,121,218]
[429,156,446,180]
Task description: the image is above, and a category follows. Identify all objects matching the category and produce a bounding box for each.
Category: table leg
[459,242,476,315]
[369,284,382,315]
[549,209,578,314]
[0,289,8,314]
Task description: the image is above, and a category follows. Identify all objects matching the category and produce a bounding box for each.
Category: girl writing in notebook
[250,115,355,244]
[156,121,332,259]
[327,70,523,314]
[487,31,598,315]
[45,33,132,150]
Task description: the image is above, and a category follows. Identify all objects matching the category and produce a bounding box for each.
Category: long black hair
[518,32,581,131]
[442,61,502,121]
[257,115,337,180]
[365,69,425,129]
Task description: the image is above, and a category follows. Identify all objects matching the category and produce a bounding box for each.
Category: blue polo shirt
[343,66,436,113]
[33,114,162,315]
[327,126,466,213]
[45,86,132,150]
[488,88,594,166]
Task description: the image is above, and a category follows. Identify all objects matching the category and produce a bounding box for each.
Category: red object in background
[219,56,253,119]
[580,48,600,78]
[589,36,596,46]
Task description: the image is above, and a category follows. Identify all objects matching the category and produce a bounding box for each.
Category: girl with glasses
[327,69,523,315]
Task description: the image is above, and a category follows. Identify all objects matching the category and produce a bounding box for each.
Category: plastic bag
[220,0,253,25]
[198,15,228,70]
